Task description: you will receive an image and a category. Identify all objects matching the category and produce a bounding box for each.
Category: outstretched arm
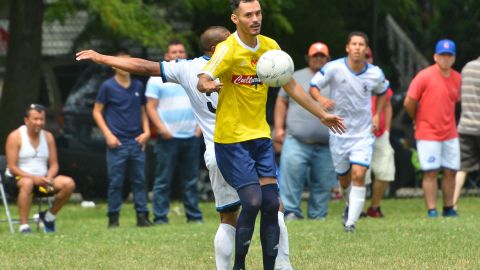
[76,50,161,76]
[283,78,346,134]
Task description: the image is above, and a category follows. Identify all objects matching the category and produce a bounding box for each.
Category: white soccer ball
[256,50,294,87]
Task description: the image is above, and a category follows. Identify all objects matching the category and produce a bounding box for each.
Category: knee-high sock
[346,186,366,227]
[260,184,280,270]
[215,223,235,270]
[233,184,262,270]
[276,211,290,259]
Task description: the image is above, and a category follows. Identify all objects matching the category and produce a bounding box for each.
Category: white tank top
[17,125,49,176]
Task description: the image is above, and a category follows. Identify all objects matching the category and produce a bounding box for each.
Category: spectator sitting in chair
[5,104,76,233]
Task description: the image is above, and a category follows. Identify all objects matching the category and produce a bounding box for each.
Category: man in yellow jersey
[197,1,345,269]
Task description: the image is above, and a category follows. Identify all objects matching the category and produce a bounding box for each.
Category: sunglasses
[30,103,46,110]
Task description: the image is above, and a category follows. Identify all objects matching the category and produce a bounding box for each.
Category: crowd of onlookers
[4,36,479,234]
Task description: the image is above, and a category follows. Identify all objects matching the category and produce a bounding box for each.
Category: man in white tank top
[5,104,76,233]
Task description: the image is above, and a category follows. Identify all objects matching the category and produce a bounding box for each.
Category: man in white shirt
[5,104,76,233]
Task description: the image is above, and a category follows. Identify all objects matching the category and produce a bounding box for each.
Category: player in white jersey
[76,26,293,270]
[310,31,388,232]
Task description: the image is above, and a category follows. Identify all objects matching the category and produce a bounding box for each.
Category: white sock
[346,186,366,227]
[214,223,235,270]
[277,211,290,259]
[19,224,30,232]
[45,211,56,222]
[341,185,351,206]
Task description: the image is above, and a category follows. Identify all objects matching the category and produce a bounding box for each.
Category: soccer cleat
[427,209,438,218]
[442,208,458,218]
[366,207,384,218]
[344,224,355,233]
[39,211,56,233]
[341,206,349,226]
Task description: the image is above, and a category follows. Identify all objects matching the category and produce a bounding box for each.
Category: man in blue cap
[404,39,461,218]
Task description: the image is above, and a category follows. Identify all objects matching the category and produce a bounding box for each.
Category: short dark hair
[199,26,230,52]
[230,0,256,12]
[167,40,185,48]
[114,47,130,56]
[346,31,369,46]
[25,103,46,117]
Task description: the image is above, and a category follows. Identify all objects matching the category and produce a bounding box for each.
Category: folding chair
[0,155,54,234]
[0,155,15,234]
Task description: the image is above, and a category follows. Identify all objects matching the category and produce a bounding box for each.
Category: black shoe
[137,212,152,227]
[108,212,119,228]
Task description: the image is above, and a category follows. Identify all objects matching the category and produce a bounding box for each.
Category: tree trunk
[0,0,44,154]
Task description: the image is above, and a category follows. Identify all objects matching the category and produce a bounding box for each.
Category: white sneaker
[275,257,293,270]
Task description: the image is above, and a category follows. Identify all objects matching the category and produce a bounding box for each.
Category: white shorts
[416,138,460,171]
[204,148,240,212]
[330,135,375,175]
[365,131,395,185]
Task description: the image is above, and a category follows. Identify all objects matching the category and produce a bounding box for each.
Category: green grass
[0,197,479,269]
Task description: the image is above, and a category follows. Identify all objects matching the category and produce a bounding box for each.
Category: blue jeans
[153,137,202,222]
[106,143,149,214]
[279,135,336,219]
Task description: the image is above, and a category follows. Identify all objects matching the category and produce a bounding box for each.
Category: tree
[0,1,44,152]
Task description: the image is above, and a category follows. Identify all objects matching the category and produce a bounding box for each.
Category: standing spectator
[404,39,461,218]
[453,56,480,209]
[146,40,203,224]
[5,104,76,233]
[363,48,396,218]
[274,42,337,220]
[92,48,152,228]
[309,31,388,232]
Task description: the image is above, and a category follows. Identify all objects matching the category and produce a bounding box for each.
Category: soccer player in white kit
[76,26,293,270]
[309,31,389,232]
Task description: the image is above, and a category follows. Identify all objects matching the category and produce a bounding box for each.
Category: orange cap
[308,42,329,57]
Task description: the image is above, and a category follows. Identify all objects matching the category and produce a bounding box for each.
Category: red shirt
[407,65,461,140]
[371,88,393,137]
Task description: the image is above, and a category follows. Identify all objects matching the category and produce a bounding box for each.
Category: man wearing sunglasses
[5,104,76,233]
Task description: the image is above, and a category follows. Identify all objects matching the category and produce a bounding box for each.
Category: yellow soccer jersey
[201,32,280,143]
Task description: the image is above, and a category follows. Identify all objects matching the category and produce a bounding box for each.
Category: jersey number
[206,92,216,113]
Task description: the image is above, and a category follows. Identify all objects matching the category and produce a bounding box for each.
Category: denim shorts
[215,138,277,190]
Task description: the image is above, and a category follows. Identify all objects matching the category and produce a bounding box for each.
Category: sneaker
[427,209,438,218]
[39,211,56,233]
[187,218,204,224]
[153,218,168,225]
[274,257,293,270]
[366,207,384,218]
[442,208,458,218]
[344,224,355,233]
[136,212,153,227]
[341,206,349,226]
[108,212,119,228]
[19,227,32,234]
[285,212,303,221]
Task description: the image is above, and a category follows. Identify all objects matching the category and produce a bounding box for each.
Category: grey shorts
[459,133,480,172]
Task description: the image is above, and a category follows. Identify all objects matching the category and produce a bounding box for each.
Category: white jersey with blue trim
[310,57,389,138]
[160,56,217,149]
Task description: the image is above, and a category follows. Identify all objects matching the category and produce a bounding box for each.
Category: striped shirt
[146,77,197,138]
[458,57,480,135]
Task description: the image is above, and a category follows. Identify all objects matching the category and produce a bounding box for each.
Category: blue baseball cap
[435,39,456,55]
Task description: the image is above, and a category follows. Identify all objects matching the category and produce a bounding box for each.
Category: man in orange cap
[274,41,337,220]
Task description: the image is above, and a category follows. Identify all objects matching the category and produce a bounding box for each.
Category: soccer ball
[256,50,294,87]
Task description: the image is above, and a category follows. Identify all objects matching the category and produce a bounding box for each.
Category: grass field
[0,197,479,269]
